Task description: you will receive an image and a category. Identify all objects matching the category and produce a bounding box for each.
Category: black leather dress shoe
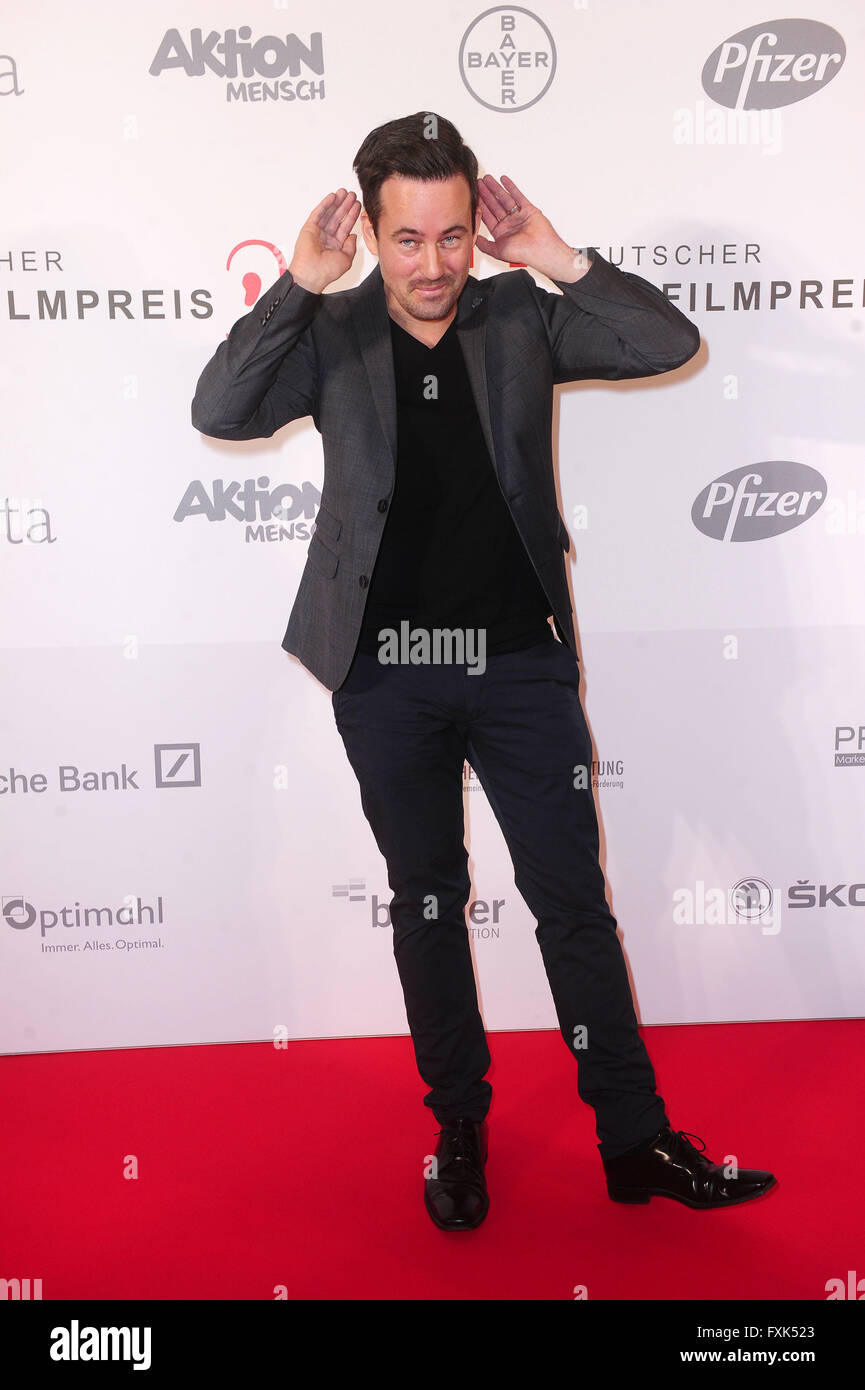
[603,1126,777,1209]
[424,1118,489,1230]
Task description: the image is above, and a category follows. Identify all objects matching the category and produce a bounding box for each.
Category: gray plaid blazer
[191,252,699,691]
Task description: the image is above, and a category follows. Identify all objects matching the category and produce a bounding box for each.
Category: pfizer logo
[692,462,826,542]
[702,19,845,110]
[459,7,556,113]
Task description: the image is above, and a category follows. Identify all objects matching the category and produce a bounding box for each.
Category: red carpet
[1,1020,860,1301]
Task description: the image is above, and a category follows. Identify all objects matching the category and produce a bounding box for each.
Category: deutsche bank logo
[154,744,201,788]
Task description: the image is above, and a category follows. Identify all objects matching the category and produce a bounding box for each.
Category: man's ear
[360,210,378,257]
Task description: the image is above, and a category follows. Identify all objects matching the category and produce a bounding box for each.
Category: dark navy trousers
[331,633,670,1159]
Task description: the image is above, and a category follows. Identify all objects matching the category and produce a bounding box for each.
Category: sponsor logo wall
[2,2,863,1054]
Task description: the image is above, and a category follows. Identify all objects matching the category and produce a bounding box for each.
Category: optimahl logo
[692,462,826,542]
[702,19,845,110]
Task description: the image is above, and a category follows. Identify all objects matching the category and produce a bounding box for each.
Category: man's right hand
[288,189,361,295]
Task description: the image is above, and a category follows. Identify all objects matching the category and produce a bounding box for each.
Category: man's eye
[399,237,459,249]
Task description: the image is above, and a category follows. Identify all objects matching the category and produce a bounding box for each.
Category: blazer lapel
[455,278,498,479]
[351,263,398,491]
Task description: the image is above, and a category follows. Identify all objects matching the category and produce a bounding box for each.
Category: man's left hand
[475,174,591,283]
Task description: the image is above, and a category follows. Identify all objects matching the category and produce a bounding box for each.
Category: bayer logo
[459,7,557,113]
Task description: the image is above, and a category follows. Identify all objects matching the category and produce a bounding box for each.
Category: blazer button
[359,575,368,588]
[377,498,388,512]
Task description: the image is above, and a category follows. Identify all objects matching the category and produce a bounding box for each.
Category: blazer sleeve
[191,270,322,440]
[527,249,701,384]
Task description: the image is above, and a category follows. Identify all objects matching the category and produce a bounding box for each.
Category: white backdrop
[2,1,864,1054]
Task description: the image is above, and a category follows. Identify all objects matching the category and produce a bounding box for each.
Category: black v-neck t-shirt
[356,314,553,658]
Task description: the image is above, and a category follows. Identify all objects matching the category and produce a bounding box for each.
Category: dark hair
[353,111,479,237]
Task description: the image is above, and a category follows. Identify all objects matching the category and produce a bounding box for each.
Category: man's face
[360,173,481,325]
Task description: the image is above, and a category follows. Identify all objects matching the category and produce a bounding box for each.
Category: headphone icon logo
[226,240,288,307]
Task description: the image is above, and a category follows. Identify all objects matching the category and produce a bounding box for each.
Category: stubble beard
[399,276,463,323]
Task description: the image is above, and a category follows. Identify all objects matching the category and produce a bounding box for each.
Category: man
[192,112,776,1231]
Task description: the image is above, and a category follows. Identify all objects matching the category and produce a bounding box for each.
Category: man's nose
[419,245,444,281]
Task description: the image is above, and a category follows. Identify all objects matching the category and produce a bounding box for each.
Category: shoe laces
[434,1122,483,1176]
[671,1129,711,1163]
